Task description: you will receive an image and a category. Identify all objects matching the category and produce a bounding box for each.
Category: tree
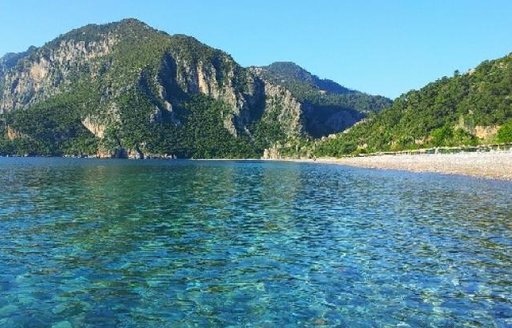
[497,120,512,143]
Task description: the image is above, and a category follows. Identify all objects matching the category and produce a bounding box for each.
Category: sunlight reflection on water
[0,158,511,327]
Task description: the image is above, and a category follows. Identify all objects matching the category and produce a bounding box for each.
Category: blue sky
[1,0,512,98]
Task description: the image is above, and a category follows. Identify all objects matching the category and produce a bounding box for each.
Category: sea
[0,158,511,327]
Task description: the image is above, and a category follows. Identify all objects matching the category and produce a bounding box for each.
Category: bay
[0,158,511,327]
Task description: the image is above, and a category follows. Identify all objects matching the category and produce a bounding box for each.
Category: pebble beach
[313,150,512,181]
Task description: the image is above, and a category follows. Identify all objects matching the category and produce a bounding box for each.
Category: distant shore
[2,150,512,181]
[291,151,512,181]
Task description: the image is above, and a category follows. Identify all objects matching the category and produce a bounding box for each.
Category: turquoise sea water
[0,158,511,327]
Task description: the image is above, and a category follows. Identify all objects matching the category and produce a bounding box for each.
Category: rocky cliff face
[154,49,264,137]
[251,62,392,138]
[0,19,391,158]
[0,36,118,114]
[260,80,305,138]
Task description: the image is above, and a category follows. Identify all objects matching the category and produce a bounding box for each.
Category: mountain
[0,19,391,158]
[251,62,392,138]
[315,53,512,156]
[0,46,37,78]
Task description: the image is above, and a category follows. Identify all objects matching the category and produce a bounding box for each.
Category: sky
[1,0,512,99]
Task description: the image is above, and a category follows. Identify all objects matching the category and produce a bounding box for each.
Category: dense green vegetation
[0,120,10,155]
[497,120,512,143]
[0,92,265,158]
[178,96,258,158]
[3,19,511,160]
[259,62,392,113]
[315,54,512,157]
[0,94,99,156]
[122,94,260,159]
[250,107,287,151]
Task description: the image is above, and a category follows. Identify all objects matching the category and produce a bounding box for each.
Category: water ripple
[0,158,511,327]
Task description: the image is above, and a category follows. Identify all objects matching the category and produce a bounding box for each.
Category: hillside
[315,53,512,157]
[252,62,391,138]
[0,19,390,158]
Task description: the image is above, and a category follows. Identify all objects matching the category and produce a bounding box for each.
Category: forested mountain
[315,53,512,157]
[252,62,392,137]
[0,19,390,158]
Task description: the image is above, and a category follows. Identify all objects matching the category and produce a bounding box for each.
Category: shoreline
[286,151,512,181]
[2,151,512,181]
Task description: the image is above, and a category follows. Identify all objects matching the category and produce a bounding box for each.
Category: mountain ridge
[0,18,391,158]
[255,61,355,95]
[250,62,391,138]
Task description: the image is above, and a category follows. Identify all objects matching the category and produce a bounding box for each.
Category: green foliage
[3,96,99,156]
[430,126,478,147]
[100,91,260,158]
[251,105,287,150]
[315,138,357,157]
[116,90,156,149]
[261,62,392,113]
[430,126,453,147]
[0,121,10,155]
[497,120,512,143]
[179,96,258,158]
[314,53,512,156]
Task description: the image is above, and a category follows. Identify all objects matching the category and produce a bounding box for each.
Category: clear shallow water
[0,158,511,327]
